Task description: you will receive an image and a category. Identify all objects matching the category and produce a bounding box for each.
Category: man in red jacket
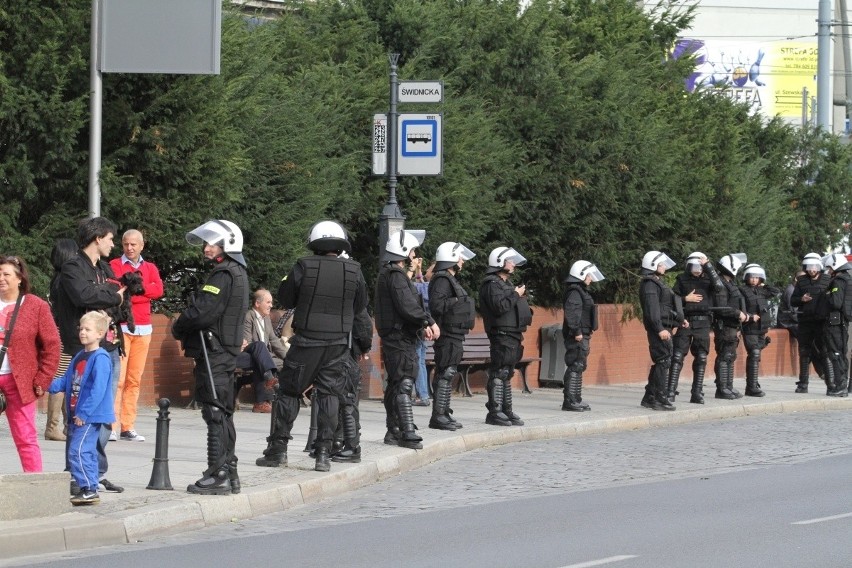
[109,229,164,442]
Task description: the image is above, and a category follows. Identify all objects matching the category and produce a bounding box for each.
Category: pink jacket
[109,257,164,327]
[5,294,61,405]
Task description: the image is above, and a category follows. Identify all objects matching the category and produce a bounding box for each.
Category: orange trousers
[114,333,152,432]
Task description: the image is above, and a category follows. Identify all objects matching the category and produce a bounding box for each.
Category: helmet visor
[502,249,527,268]
[656,253,676,270]
[407,230,426,247]
[186,222,224,247]
[454,243,476,261]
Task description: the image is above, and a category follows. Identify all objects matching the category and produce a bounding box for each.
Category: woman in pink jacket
[0,256,61,472]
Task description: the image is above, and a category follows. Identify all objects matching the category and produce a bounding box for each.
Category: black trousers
[487,332,523,372]
[193,349,237,474]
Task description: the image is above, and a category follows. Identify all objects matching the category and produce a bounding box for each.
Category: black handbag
[0,295,24,416]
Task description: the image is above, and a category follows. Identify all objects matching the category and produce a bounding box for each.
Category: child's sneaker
[109,430,118,442]
[70,489,100,506]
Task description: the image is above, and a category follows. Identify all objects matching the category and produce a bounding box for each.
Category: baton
[199,330,218,401]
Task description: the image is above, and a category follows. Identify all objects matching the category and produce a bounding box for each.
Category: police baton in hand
[199,330,218,401]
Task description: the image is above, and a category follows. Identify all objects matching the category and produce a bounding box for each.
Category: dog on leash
[108,271,146,333]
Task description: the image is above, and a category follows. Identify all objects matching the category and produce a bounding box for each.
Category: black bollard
[303,388,318,453]
[147,398,174,490]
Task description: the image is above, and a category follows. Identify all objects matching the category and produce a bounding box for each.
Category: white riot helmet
[742,263,766,283]
[641,251,676,272]
[487,246,527,274]
[802,252,823,272]
[186,220,246,267]
[568,260,605,283]
[385,229,425,262]
[685,251,706,272]
[434,241,475,271]
[307,220,351,254]
[822,253,851,273]
[719,253,747,277]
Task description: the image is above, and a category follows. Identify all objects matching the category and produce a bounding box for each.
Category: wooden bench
[424,332,539,397]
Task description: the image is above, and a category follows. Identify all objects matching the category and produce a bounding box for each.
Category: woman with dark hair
[45,238,79,441]
[0,255,61,471]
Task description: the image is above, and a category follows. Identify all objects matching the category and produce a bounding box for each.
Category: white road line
[792,512,852,525]
[558,555,638,568]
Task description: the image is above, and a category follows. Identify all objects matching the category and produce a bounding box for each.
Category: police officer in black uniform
[639,251,680,411]
[669,252,720,404]
[822,253,852,397]
[172,220,249,495]
[712,253,750,399]
[479,246,532,426]
[375,229,439,449]
[256,221,368,472]
[427,241,476,430]
[791,253,831,393]
[739,263,781,397]
[561,260,604,411]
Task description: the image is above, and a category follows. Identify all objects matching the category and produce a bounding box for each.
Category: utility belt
[828,311,847,326]
[686,314,711,322]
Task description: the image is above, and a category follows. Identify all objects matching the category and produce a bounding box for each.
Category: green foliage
[2,0,852,314]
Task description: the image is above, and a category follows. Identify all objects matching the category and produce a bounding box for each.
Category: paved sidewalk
[0,376,849,560]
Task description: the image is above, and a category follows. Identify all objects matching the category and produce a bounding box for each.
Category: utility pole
[817,0,832,130]
[378,53,405,260]
[89,0,102,218]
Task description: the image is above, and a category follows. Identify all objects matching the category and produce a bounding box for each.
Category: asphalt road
[12,410,852,568]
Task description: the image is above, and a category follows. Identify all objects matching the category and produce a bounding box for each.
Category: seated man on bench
[236,289,290,413]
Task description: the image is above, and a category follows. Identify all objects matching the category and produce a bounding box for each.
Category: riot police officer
[821,253,852,396]
[790,253,830,393]
[428,241,476,430]
[479,246,532,426]
[172,220,249,495]
[639,251,680,411]
[739,263,781,397]
[561,260,604,411]
[375,229,440,449]
[712,253,749,399]
[670,252,719,404]
[255,220,368,472]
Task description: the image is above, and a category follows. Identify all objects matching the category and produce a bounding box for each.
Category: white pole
[88,0,102,218]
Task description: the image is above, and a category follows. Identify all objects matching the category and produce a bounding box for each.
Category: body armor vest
[674,273,715,317]
[740,285,772,334]
[794,273,830,322]
[211,260,249,355]
[428,271,475,333]
[292,256,359,340]
[375,264,423,337]
[641,275,678,328]
[827,271,852,322]
[563,283,598,336]
[715,278,745,327]
[480,274,533,333]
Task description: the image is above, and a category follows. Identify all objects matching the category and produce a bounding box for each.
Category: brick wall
[131,310,798,408]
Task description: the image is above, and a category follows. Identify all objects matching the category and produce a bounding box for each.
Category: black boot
[502,378,524,425]
[690,359,706,404]
[396,380,423,449]
[429,371,458,430]
[384,426,401,445]
[561,370,585,411]
[485,374,512,426]
[653,362,675,410]
[715,360,737,399]
[332,402,361,462]
[826,359,848,397]
[187,467,230,495]
[667,358,683,403]
[795,356,810,393]
[745,352,765,397]
[313,447,331,472]
[256,443,288,467]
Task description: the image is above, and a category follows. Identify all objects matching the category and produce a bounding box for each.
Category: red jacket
[5,294,61,405]
[109,257,164,327]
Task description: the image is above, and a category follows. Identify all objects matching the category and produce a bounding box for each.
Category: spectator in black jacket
[51,217,126,495]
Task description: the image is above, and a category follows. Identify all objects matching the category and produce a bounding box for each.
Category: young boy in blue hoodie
[49,311,114,505]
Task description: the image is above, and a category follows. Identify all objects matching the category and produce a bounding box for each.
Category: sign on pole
[372,114,388,176]
[397,81,443,103]
[397,113,442,176]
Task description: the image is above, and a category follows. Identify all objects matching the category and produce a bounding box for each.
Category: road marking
[792,512,852,525]
[558,555,638,568]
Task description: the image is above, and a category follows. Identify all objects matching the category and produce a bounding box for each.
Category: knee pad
[570,361,586,373]
[497,367,512,381]
[749,349,761,361]
[201,404,225,425]
[695,352,708,364]
[671,351,685,365]
[441,366,458,381]
[398,378,414,396]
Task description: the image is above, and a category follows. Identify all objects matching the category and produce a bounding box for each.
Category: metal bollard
[147,398,174,490]
[303,388,318,453]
